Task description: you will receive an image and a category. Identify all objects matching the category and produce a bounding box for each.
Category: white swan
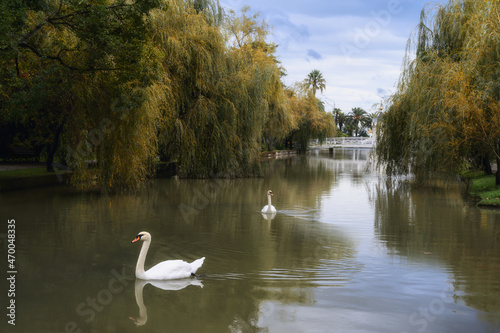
[261,190,277,214]
[132,231,205,280]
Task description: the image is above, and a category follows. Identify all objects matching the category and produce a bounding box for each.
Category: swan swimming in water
[261,190,277,214]
[132,231,205,280]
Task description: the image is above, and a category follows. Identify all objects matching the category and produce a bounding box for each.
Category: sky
[219,0,435,113]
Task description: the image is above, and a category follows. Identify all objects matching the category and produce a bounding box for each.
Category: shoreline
[0,150,297,192]
[466,173,500,208]
[2,153,499,209]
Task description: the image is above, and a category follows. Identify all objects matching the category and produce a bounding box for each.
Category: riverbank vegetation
[375,0,500,186]
[0,167,47,179]
[465,173,500,207]
[333,107,377,138]
[0,0,335,190]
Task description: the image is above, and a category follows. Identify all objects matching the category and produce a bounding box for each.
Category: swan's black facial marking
[132,234,143,243]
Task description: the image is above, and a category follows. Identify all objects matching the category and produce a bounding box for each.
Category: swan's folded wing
[262,205,277,214]
[145,260,193,280]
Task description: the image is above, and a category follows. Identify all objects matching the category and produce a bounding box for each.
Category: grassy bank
[467,173,500,207]
[0,166,72,191]
[0,167,50,179]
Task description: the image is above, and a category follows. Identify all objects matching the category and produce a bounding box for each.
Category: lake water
[1,149,500,333]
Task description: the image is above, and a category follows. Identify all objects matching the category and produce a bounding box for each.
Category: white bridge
[310,137,375,149]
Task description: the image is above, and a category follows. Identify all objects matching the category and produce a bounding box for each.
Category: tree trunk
[46,121,65,172]
[496,156,500,186]
[482,155,492,175]
[46,142,58,172]
[497,141,500,185]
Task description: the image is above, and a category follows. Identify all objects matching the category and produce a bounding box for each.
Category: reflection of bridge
[309,137,375,150]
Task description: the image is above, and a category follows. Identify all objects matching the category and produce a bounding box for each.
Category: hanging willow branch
[376,0,500,183]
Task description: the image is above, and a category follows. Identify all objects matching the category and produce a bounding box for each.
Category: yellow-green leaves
[377,0,500,183]
[151,1,294,178]
[1,0,302,189]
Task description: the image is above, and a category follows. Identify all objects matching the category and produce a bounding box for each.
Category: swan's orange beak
[132,236,141,243]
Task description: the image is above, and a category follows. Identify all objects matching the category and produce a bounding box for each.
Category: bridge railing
[310,137,375,147]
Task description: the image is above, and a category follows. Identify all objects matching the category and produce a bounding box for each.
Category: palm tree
[349,107,369,137]
[305,69,326,96]
[333,108,345,132]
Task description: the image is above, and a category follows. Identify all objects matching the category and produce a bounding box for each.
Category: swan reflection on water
[261,212,276,222]
[130,278,203,326]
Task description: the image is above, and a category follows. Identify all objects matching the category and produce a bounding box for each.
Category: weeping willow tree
[286,82,336,153]
[2,0,297,189]
[50,1,161,191]
[376,0,500,184]
[149,1,293,178]
[66,71,161,190]
[225,6,297,151]
[0,0,161,190]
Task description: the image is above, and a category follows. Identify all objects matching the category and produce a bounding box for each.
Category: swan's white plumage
[261,205,276,214]
[132,231,205,280]
[261,190,277,214]
[137,258,205,280]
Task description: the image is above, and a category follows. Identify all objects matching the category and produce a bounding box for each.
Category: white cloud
[220,0,431,111]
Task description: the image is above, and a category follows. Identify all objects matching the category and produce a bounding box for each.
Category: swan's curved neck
[267,194,272,207]
[136,239,150,277]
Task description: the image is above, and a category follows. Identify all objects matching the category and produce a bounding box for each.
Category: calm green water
[1,149,500,333]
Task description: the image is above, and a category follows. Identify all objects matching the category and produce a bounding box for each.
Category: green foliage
[333,108,346,133]
[333,107,373,137]
[2,0,159,71]
[304,69,326,97]
[469,174,500,207]
[66,72,160,190]
[348,107,369,137]
[0,167,48,179]
[376,0,500,184]
[0,0,301,189]
[149,1,294,178]
[286,83,336,152]
[0,0,161,190]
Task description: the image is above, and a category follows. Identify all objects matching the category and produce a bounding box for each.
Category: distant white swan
[261,190,277,214]
[132,231,205,280]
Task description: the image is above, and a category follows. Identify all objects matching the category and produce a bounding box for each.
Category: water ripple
[204,258,363,288]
